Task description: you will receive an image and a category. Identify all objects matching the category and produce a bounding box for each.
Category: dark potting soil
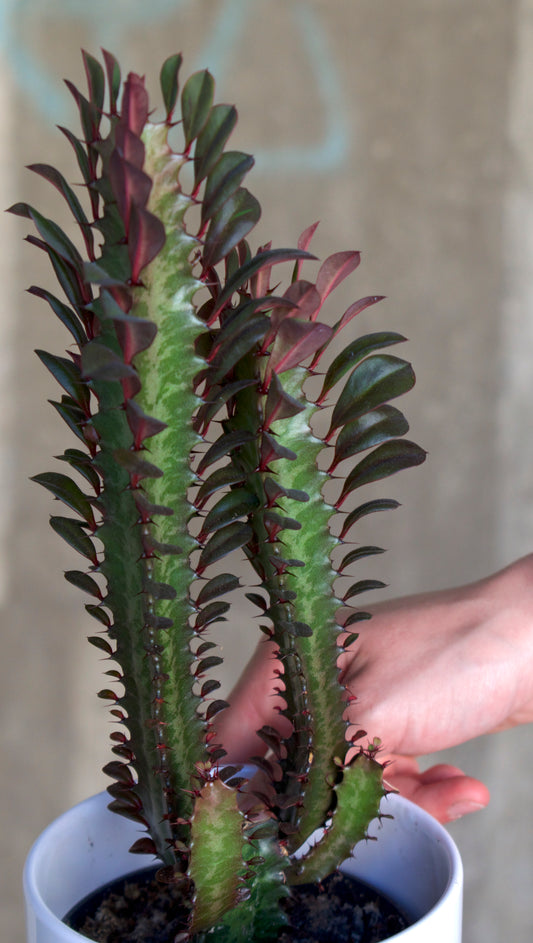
[65,866,410,943]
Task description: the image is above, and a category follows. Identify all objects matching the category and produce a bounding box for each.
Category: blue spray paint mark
[1,0,351,174]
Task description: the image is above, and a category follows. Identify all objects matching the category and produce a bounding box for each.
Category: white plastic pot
[24,791,462,943]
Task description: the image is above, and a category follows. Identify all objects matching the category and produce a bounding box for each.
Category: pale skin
[217,555,533,823]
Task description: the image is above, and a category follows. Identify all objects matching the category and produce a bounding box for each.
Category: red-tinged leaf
[195,379,257,433]
[282,280,321,322]
[102,49,121,114]
[316,250,361,306]
[65,569,102,598]
[126,400,167,448]
[160,53,183,121]
[201,152,255,227]
[338,546,385,573]
[333,295,386,338]
[264,373,305,430]
[245,592,268,611]
[203,188,261,269]
[339,498,400,540]
[199,489,259,540]
[277,619,312,638]
[28,286,86,347]
[197,522,253,573]
[210,248,315,321]
[50,516,98,563]
[181,70,215,147]
[336,440,427,508]
[328,355,416,439]
[114,448,163,481]
[134,492,174,521]
[109,152,152,231]
[260,432,296,468]
[64,80,99,146]
[32,472,95,526]
[196,430,255,476]
[194,104,238,186]
[114,126,145,170]
[319,333,407,404]
[82,50,105,113]
[98,689,119,701]
[88,635,114,654]
[207,313,269,381]
[81,341,138,384]
[120,72,149,136]
[129,204,166,282]
[113,314,157,364]
[330,406,409,471]
[343,580,386,602]
[263,477,309,506]
[129,837,157,856]
[257,725,283,758]
[196,574,240,607]
[296,221,319,270]
[268,319,332,376]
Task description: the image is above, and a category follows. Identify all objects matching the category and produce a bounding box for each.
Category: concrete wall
[1,1,532,940]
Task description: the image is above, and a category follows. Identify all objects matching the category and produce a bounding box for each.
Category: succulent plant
[11,51,426,941]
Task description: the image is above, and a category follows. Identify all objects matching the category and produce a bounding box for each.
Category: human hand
[216,556,533,823]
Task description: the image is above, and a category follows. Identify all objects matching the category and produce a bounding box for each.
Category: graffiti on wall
[0,0,350,174]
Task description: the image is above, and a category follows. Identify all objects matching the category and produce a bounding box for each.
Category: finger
[384,757,490,823]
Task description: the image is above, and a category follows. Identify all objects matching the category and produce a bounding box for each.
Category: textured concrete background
[1,1,532,940]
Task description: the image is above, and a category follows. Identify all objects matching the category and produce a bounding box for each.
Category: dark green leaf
[50,399,87,443]
[58,126,92,186]
[337,440,427,507]
[28,286,86,347]
[82,50,105,113]
[195,655,224,675]
[181,70,215,147]
[194,465,246,508]
[13,203,83,271]
[27,164,94,257]
[196,574,240,607]
[81,341,138,383]
[331,405,409,469]
[200,489,260,538]
[276,619,313,638]
[32,471,95,526]
[203,188,261,269]
[160,53,182,120]
[84,245,131,285]
[195,601,231,628]
[343,579,386,602]
[36,350,89,410]
[211,248,314,321]
[102,49,121,113]
[196,429,255,476]
[50,516,98,563]
[86,604,111,626]
[88,635,113,654]
[114,448,163,481]
[338,546,385,573]
[201,152,255,226]
[329,355,416,437]
[197,522,253,573]
[205,699,230,721]
[143,580,177,601]
[342,611,372,629]
[194,104,238,186]
[65,570,102,598]
[339,498,400,540]
[319,333,407,403]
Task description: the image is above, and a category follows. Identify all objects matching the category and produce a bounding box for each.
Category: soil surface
[65,866,410,943]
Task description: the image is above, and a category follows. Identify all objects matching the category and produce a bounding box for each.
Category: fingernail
[446,801,486,822]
